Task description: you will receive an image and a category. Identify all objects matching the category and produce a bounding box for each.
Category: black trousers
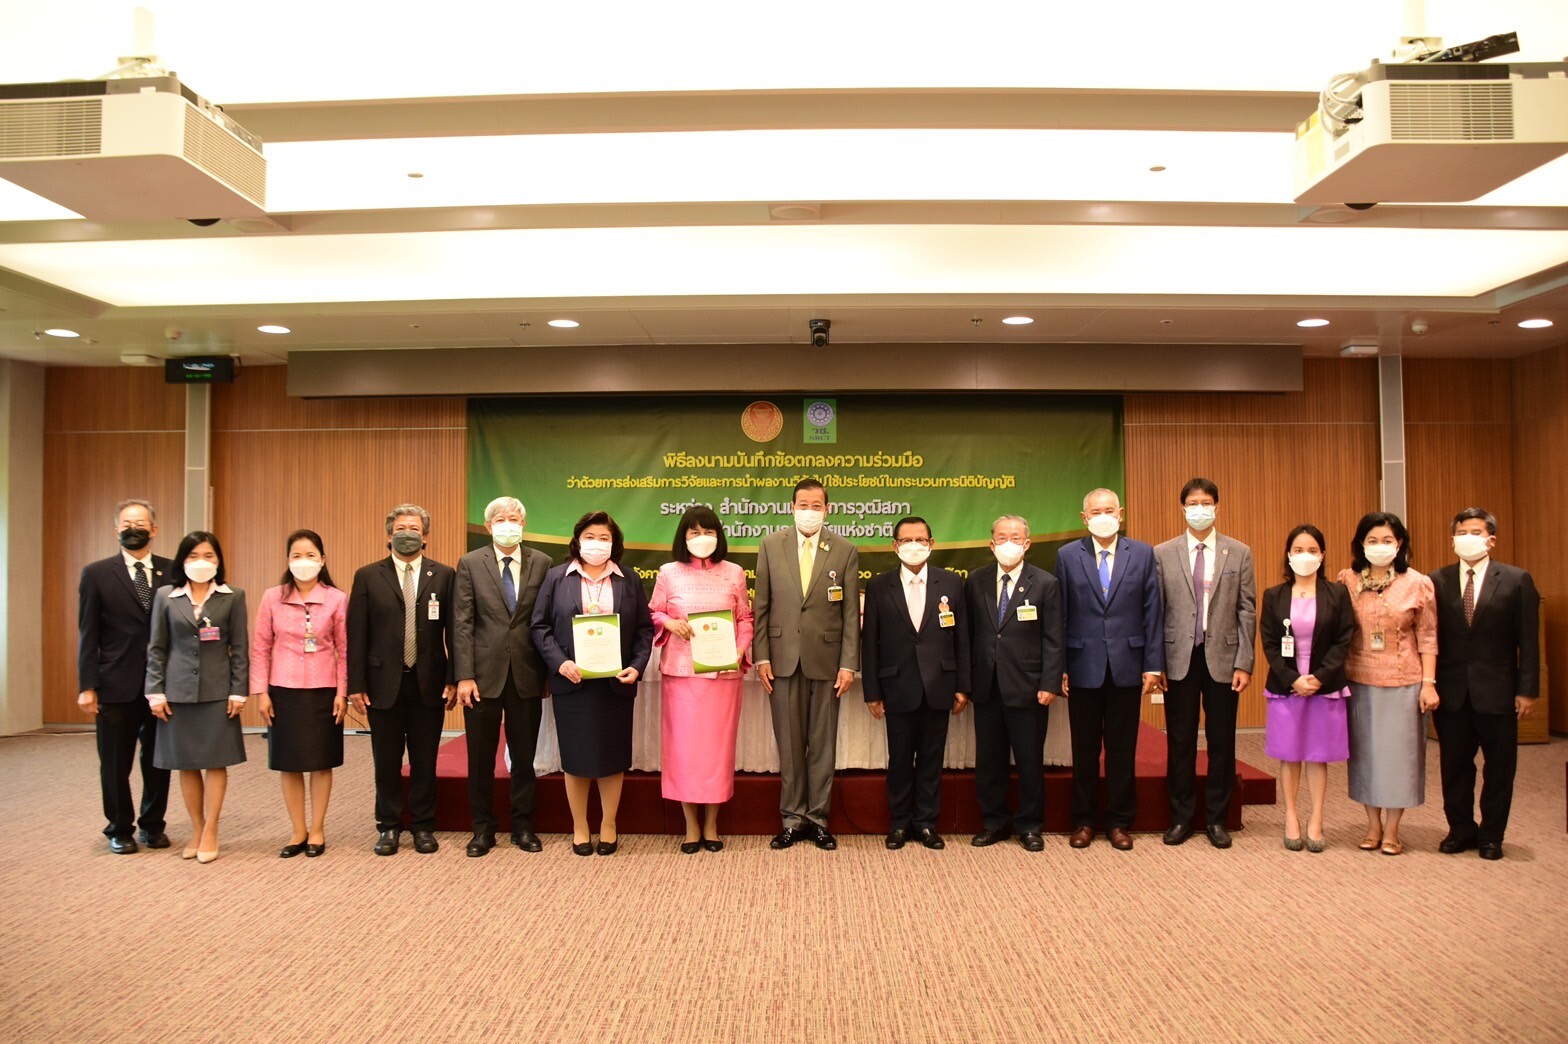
[1164,649,1239,827]
[884,705,951,830]
[367,670,448,832]
[1433,701,1518,845]
[463,672,543,835]
[973,696,1049,833]
[96,698,169,839]
[1068,683,1141,829]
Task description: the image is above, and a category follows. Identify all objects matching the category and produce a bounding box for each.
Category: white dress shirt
[1459,554,1490,601]
[1091,537,1117,584]
[122,548,155,583]
[900,565,927,629]
[1186,531,1217,623]
[996,562,1023,604]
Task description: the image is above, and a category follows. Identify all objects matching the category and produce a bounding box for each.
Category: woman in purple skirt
[1260,524,1355,852]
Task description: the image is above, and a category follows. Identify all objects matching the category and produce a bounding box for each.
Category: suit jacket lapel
[1075,539,1105,606]
[1310,585,1333,666]
[1174,541,1196,601]
[381,558,409,608]
[113,557,146,610]
[1470,563,1501,625]
[1104,538,1131,605]
[981,565,1002,633]
[807,536,833,599]
[779,530,805,601]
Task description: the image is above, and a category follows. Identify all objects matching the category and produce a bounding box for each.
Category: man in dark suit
[1431,507,1540,861]
[1057,488,1164,851]
[965,514,1063,852]
[347,503,456,856]
[77,498,174,854]
[862,517,971,850]
[454,495,553,856]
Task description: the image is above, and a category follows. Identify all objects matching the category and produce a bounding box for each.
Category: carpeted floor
[3,729,1566,1043]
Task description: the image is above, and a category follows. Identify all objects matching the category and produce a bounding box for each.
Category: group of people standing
[78,477,1538,862]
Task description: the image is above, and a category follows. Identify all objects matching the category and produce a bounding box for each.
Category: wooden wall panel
[1402,359,1515,575]
[210,368,468,730]
[1124,358,1381,728]
[42,369,187,723]
[1511,343,1568,733]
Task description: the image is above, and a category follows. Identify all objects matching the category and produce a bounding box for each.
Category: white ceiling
[1,0,1566,369]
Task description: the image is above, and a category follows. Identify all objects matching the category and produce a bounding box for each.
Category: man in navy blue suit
[1056,488,1164,851]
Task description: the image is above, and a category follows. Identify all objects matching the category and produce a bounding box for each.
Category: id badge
[1281,635,1295,658]
[1369,629,1385,652]
[303,635,318,654]
[1015,602,1038,622]
[827,585,844,603]
[938,611,956,628]
[427,594,440,620]
[199,625,221,642]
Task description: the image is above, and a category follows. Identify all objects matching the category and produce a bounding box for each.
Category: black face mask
[119,527,151,551]
[389,531,425,556]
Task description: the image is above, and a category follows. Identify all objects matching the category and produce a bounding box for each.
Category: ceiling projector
[0,74,265,222]
[1294,53,1568,205]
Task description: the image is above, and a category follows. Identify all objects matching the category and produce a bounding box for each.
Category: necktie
[133,560,152,612]
[1098,550,1111,597]
[1193,542,1207,647]
[402,563,417,667]
[908,575,925,630]
[997,572,1012,627]
[501,556,517,615]
[799,538,814,597]
[1463,567,1476,627]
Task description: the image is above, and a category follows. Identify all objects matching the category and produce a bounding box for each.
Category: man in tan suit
[753,479,860,850]
[1153,478,1256,849]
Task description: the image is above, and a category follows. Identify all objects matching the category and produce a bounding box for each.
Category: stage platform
[407,722,1276,836]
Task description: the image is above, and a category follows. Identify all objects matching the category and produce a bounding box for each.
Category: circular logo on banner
[805,400,835,427]
[741,401,783,442]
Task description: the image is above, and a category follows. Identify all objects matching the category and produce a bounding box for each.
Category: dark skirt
[154,700,246,771]
[267,686,344,772]
[552,679,635,778]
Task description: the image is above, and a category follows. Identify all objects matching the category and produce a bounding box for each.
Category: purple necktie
[1193,542,1206,647]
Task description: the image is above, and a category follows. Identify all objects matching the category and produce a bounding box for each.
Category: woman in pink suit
[650,506,753,854]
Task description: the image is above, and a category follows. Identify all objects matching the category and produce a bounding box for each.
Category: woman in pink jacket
[250,529,349,858]
[649,506,754,853]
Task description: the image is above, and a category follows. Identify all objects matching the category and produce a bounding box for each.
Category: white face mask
[1288,552,1322,577]
[1452,533,1490,562]
[184,559,218,583]
[1363,543,1398,567]
[579,538,613,565]
[896,542,931,567]
[992,541,1026,568]
[289,559,322,582]
[1086,514,1120,540]
[685,534,718,560]
[794,508,825,535]
[490,521,524,547]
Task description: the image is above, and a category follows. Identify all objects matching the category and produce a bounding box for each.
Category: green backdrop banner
[467,395,1123,587]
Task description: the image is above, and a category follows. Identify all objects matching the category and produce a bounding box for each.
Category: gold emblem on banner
[741,401,783,442]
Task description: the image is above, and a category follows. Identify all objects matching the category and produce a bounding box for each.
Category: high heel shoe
[181,847,199,860]
[596,840,619,856]
[1305,834,1326,853]
[680,840,701,854]
[1283,830,1305,852]
[196,848,219,864]
[572,840,594,856]
[701,838,723,853]
[280,840,308,858]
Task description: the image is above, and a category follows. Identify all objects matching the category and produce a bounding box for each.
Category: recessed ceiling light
[1148,165,1167,172]
[43,327,79,338]
[1296,318,1330,328]
[406,172,424,179]
[1001,316,1034,325]
[1517,318,1554,329]
[547,318,580,328]
[257,324,291,334]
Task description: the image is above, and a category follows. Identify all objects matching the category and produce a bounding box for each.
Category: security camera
[809,318,831,347]
[1410,319,1429,335]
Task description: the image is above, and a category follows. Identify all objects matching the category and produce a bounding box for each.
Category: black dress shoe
[1163,822,1194,846]
[373,830,400,856]
[572,841,594,856]
[680,839,702,854]
[108,836,138,855]
[305,841,327,858]
[1206,825,1233,849]
[512,830,542,853]
[809,824,837,850]
[412,830,439,854]
[885,829,908,850]
[971,827,1011,847]
[769,826,803,849]
[916,828,945,850]
[282,839,310,858]
[1018,832,1045,852]
[595,839,619,856]
[701,839,724,853]
[137,830,171,849]
[1478,842,1504,861]
[1438,833,1477,855]
[466,833,496,858]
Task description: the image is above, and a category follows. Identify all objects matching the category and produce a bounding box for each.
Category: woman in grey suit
[146,531,249,863]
